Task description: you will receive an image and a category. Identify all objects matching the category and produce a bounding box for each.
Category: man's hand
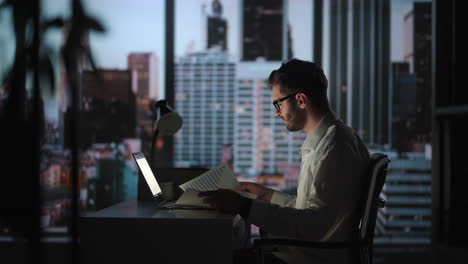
[199,189,251,214]
[237,182,274,202]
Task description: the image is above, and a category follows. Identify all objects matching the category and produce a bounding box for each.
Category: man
[200,59,370,263]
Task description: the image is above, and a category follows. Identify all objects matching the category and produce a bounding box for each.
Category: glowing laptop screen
[132,152,162,197]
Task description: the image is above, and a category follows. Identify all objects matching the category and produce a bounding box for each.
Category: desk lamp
[150,100,183,167]
[138,100,182,201]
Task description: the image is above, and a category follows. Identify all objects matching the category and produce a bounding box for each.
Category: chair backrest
[359,153,390,242]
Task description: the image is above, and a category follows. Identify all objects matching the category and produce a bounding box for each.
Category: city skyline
[174,52,236,169]
[0,0,429,125]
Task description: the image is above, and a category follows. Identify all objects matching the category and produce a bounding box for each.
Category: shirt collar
[301,111,337,152]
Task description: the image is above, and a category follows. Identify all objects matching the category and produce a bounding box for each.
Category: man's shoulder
[329,121,356,140]
[328,121,366,149]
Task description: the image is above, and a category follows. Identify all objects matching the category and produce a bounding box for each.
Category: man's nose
[274,108,282,117]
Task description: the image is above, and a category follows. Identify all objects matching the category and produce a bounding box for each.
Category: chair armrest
[253,238,369,250]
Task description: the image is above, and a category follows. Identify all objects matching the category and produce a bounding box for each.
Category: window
[0,0,434,251]
[324,0,433,245]
[174,0,312,173]
[0,0,166,234]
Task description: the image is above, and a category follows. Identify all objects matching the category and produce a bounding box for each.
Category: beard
[282,102,307,131]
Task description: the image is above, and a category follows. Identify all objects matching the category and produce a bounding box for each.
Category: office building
[207,17,227,51]
[404,2,432,143]
[391,62,418,153]
[74,70,136,147]
[206,0,227,50]
[234,63,305,177]
[241,0,292,61]
[173,51,236,168]
[127,53,159,99]
[325,0,390,145]
[127,53,159,154]
[375,152,432,244]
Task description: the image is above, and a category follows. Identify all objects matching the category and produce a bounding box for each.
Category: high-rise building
[241,0,292,61]
[173,52,236,168]
[390,62,418,153]
[128,53,159,99]
[127,53,159,155]
[70,70,136,147]
[206,0,227,51]
[404,3,432,143]
[403,9,414,73]
[234,63,305,177]
[325,0,390,145]
[375,152,432,244]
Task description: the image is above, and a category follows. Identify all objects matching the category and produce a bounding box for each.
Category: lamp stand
[149,127,159,169]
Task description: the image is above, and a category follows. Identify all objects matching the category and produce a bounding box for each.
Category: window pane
[324,0,433,245]
[174,0,312,193]
[13,0,165,234]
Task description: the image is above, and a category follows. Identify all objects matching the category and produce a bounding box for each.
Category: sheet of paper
[173,188,213,209]
[179,164,239,191]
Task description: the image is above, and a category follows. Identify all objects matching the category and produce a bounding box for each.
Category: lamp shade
[154,100,182,136]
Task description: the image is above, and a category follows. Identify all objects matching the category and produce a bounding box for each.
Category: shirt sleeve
[246,139,369,241]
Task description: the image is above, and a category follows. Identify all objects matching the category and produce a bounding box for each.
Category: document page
[179,164,238,191]
[173,188,213,209]
[176,164,256,208]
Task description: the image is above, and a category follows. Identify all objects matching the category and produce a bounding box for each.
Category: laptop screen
[132,152,162,197]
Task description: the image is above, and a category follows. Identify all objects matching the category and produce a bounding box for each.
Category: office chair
[253,153,390,264]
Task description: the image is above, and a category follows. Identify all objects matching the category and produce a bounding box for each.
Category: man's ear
[296,93,308,109]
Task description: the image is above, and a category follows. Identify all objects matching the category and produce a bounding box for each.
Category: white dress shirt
[247,112,370,263]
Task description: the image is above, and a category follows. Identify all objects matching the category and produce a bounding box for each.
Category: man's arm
[238,182,297,207]
[247,141,369,241]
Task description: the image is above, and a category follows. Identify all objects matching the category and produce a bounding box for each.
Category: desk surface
[84,199,234,221]
[81,199,244,264]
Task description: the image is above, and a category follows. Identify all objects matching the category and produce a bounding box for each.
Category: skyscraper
[390,62,419,153]
[241,0,292,61]
[72,70,136,147]
[325,0,390,145]
[206,0,228,50]
[376,154,432,244]
[174,52,236,168]
[128,53,159,99]
[234,63,305,177]
[404,3,432,143]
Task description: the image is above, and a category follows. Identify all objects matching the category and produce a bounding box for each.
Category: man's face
[272,84,307,132]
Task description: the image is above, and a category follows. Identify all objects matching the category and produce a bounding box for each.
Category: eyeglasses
[272,93,298,111]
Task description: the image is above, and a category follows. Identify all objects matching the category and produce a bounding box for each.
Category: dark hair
[268,59,329,115]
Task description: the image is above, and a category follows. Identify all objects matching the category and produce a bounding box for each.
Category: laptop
[132,152,175,208]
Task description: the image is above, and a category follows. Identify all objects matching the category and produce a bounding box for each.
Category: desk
[80,199,247,264]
